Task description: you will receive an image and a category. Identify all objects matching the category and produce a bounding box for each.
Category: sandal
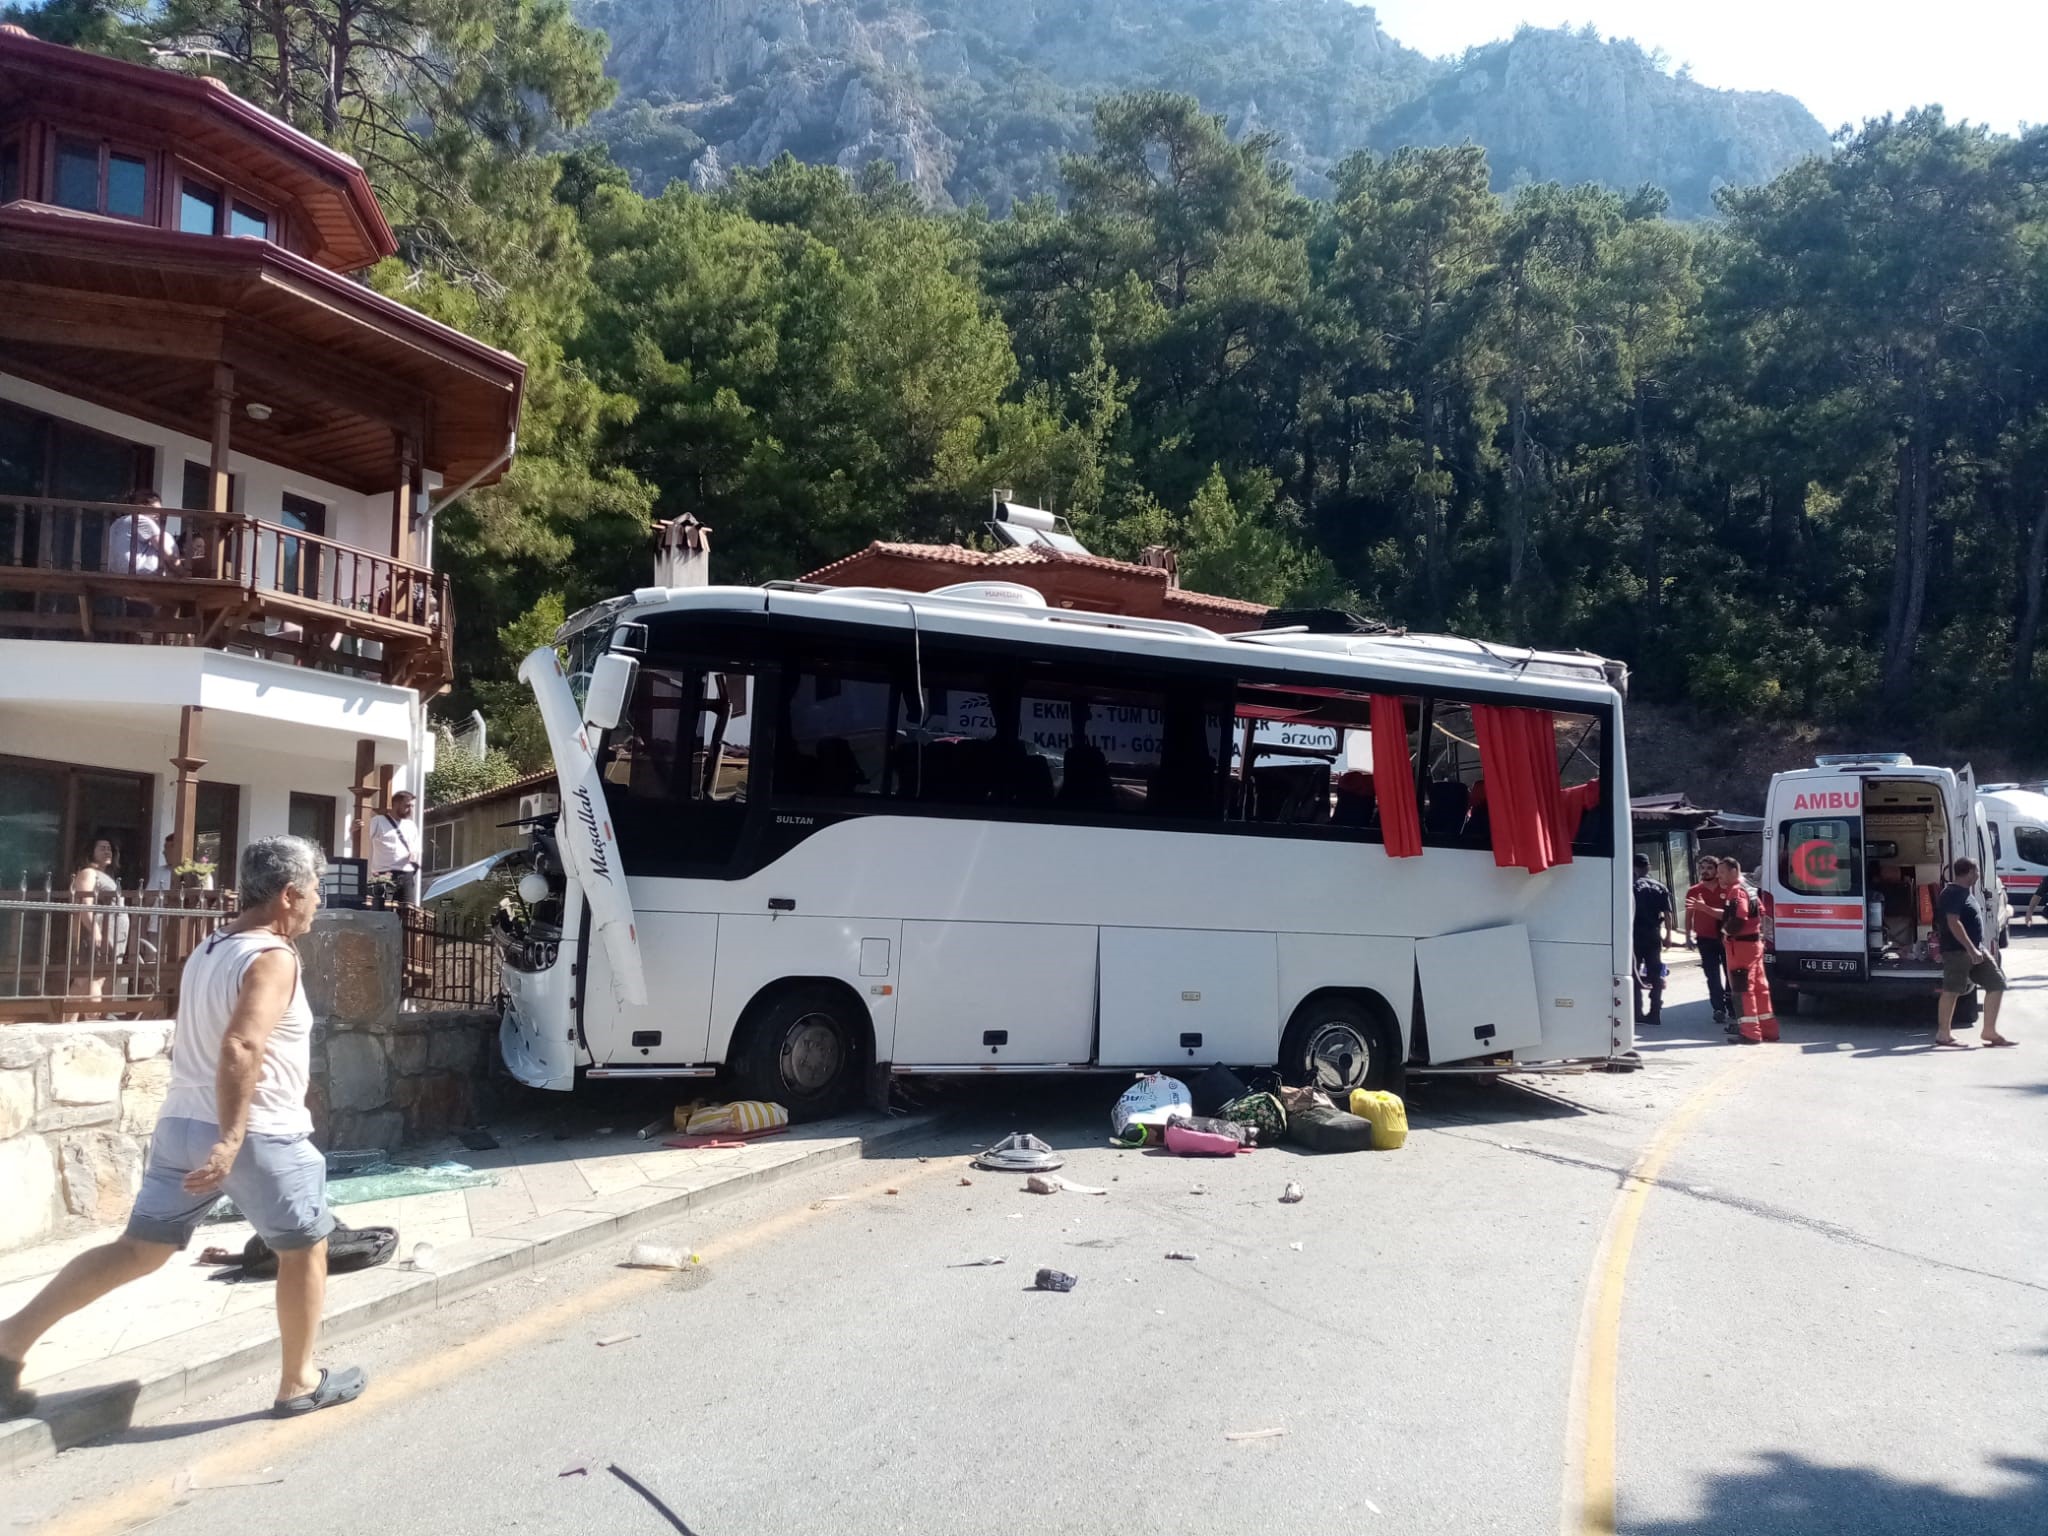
[1,1356,35,1418]
[1984,1037,2019,1048]
[272,1365,367,1418]
[1932,1039,1971,1049]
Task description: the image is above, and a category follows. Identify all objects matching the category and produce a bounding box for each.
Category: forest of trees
[14,1,2048,784]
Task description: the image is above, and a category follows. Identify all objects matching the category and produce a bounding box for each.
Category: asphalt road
[8,942,2047,1536]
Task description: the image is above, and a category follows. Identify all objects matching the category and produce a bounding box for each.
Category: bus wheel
[735,984,863,1119]
[1280,996,1396,1095]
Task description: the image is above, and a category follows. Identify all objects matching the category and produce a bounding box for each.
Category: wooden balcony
[0,496,453,692]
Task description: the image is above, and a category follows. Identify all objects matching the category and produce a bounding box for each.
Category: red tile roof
[801,541,1269,624]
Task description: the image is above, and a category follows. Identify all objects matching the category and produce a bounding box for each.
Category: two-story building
[0,27,523,939]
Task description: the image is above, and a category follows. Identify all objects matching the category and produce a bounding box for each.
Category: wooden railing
[0,883,238,1023]
[0,496,452,690]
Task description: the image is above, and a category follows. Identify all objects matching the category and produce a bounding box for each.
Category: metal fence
[400,905,502,1012]
[0,886,237,1023]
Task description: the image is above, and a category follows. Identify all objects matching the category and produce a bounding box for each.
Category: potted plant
[174,860,216,894]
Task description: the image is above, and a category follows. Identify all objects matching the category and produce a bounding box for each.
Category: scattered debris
[663,1136,748,1150]
[958,1176,973,1187]
[1280,1181,1304,1204]
[455,1128,500,1152]
[820,1194,853,1203]
[947,1257,1006,1268]
[1056,1177,1108,1195]
[885,1187,901,1196]
[408,1242,440,1274]
[917,1156,930,1163]
[558,1462,590,1479]
[173,1468,286,1495]
[1025,1173,1061,1195]
[624,1242,690,1270]
[1188,1183,1209,1196]
[607,1463,700,1535]
[975,1132,1064,1172]
[595,1332,639,1347]
[1165,1250,1199,1261]
[1289,1242,1304,1252]
[633,1117,671,1141]
[1032,1268,1079,1292]
[1224,1427,1288,1443]
[1365,1499,1383,1515]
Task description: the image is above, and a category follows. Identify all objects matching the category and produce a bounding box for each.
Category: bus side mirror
[583,652,639,732]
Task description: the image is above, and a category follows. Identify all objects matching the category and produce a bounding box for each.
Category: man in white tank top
[0,837,367,1420]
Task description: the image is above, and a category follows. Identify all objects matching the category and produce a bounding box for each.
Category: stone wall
[299,908,505,1155]
[0,1023,172,1252]
[0,910,507,1254]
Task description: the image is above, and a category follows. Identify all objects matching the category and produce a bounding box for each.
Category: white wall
[0,372,443,560]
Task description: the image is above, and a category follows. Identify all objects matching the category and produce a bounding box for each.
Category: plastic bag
[682,1101,790,1136]
[1217,1092,1286,1141]
[1111,1073,1192,1144]
[1348,1089,1409,1150]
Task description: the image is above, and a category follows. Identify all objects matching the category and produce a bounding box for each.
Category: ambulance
[1762,754,2007,1010]
[1979,784,2048,924]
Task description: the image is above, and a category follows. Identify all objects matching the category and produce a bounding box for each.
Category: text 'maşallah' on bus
[454,582,1639,1118]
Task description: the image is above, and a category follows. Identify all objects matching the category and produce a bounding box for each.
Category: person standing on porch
[368,790,421,907]
[0,836,367,1421]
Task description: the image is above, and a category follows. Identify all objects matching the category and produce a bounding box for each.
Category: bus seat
[1424,780,1470,838]
[1060,743,1116,811]
[1252,762,1330,824]
[1001,743,1055,807]
[1333,770,1378,828]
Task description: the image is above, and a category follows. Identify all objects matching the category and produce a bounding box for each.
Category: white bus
[486,582,1636,1116]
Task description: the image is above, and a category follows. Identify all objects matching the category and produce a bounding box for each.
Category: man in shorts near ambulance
[1934,857,2014,1049]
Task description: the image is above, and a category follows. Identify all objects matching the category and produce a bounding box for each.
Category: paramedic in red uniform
[1717,859,1778,1042]
[1685,856,1732,1024]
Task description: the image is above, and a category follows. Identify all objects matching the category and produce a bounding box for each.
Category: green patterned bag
[1217,1091,1286,1142]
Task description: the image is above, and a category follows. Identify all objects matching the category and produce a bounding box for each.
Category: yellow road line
[41,1159,958,1536]
[1562,1051,1766,1536]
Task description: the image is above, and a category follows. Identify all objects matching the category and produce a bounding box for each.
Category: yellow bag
[681,1101,790,1136]
[1347,1089,1408,1150]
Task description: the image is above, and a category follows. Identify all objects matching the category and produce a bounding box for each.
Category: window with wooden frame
[171,161,276,243]
[0,134,21,204]
[50,134,153,221]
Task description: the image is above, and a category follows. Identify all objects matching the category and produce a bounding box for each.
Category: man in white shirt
[105,491,171,577]
[369,790,421,906]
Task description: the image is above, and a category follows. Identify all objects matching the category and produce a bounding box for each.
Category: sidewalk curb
[0,1113,933,1474]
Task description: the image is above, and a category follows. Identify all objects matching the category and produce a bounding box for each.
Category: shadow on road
[1631,1450,2048,1535]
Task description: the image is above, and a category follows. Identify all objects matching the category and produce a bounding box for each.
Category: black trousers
[1633,931,1664,1020]
[1697,936,1730,1016]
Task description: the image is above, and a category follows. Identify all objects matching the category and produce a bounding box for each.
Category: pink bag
[1164,1117,1248,1157]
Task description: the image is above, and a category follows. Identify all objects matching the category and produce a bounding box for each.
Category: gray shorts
[125,1116,335,1252]
[1941,950,2008,997]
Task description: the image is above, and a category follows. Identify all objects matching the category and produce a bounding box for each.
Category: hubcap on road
[781,1014,844,1093]
[1307,1021,1372,1091]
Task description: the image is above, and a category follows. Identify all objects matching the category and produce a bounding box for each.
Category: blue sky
[1368,1,2043,135]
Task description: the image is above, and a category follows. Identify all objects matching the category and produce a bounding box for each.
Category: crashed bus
[473,581,1637,1117]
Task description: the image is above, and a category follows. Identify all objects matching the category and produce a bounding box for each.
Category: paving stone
[325,1032,388,1111]
[58,1132,143,1224]
[0,1135,57,1249]
[48,1035,123,1105]
[0,1068,33,1140]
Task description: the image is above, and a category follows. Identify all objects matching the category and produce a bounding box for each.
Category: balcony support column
[170,705,206,874]
[351,738,378,864]
[208,365,235,515]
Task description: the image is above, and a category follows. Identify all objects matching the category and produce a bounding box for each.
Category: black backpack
[237,1221,398,1280]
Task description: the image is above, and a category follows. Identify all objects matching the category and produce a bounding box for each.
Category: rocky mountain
[574,1,1831,215]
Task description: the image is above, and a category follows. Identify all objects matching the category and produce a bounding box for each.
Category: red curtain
[1370,694,1422,858]
[1471,704,1574,874]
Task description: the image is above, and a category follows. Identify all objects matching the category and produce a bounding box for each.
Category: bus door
[1771,784,1865,979]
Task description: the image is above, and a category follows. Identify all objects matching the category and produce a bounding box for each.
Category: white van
[1762,754,2007,1010]
[1979,784,2048,923]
